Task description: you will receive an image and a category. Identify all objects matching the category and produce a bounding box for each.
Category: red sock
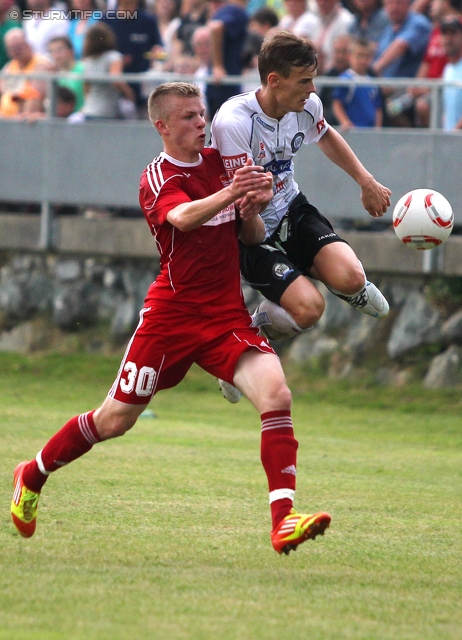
[260,410,298,530]
[22,411,101,493]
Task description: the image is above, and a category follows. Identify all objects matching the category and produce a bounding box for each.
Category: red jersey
[139,148,247,317]
[423,27,448,79]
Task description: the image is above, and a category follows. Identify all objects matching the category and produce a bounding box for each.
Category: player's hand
[359,176,391,218]
[230,158,273,203]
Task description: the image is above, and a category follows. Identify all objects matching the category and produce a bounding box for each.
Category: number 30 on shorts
[120,361,156,397]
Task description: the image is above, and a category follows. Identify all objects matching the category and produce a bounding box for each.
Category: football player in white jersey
[211,31,392,352]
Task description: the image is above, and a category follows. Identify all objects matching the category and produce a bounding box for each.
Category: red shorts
[108,303,275,405]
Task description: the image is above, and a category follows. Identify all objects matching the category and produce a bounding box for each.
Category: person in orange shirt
[0,28,53,118]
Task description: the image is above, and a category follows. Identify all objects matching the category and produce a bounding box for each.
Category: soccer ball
[392,188,454,250]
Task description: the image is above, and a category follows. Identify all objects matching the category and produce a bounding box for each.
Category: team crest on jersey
[273,263,294,280]
[258,142,266,159]
[291,132,305,153]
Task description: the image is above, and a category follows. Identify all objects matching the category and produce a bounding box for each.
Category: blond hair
[147,82,202,125]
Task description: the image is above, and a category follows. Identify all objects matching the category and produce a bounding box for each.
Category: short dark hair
[83,23,117,58]
[440,15,462,32]
[250,7,279,28]
[147,82,202,124]
[48,35,74,52]
[258,31,318,83]
[56,86,77,104]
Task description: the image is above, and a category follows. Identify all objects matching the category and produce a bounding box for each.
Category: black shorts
[239,192,347,305]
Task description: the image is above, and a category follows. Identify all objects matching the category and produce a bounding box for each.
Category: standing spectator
[0,0,21,69]
[206,0,248,118]
[67,0,98,60]
[408,0,462,126]
[441,14,462,129]
[317,32,351,124]
[314,0,355,73]
[278,0,321,40]
[23,0,69,56]
[171,0,209,58]
[373,0,432,77]
[191,24,212,99]
[100,0,163,115]
[332,36,383,128]
[81,22,135,120]
[348,0,389,47]
[151,0,181,70]
[48,35,85,111]
[0,28,53,118]
[373,0,432,125]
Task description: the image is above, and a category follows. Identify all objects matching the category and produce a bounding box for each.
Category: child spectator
[332,36,383,128]
[318,33,351,125]
[48,36,85,111]
[54,85,78,117]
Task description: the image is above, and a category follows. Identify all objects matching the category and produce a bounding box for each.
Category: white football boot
[328,281,389,318]
[218,379,242,403]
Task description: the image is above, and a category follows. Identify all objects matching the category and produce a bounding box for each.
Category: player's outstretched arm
[316,127,391,218]
[166,160,272,232]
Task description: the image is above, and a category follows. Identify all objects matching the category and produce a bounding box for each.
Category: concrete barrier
[1,214,461,275]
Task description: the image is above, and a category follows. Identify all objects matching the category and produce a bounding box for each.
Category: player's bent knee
[277,384,292,409]
[289,292,325,329]
[94,403,140,440]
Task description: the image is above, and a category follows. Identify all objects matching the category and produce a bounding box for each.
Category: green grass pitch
[1,353,461,640]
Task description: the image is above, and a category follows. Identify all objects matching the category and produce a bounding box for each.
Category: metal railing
[2,69,462,129]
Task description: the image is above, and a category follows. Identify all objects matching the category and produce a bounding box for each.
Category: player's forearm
[239,215,265,245]
[167,187,236,232]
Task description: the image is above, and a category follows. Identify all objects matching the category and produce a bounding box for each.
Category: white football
[393,188,454,250]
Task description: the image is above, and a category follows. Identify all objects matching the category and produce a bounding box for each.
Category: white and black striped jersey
[210,88,329,236]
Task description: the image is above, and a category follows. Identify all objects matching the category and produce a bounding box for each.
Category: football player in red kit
[11,82,330,555]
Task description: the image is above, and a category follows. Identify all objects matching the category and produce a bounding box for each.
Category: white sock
[252,299,307,340]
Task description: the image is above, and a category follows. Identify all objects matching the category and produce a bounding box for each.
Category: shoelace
[347,289,368,309]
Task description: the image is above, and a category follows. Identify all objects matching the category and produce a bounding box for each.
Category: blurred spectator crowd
[0,0,462,129]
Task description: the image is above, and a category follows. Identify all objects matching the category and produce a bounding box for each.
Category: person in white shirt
[23,0,69,57]
[278,0,321,40]
[314,0,355,72]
